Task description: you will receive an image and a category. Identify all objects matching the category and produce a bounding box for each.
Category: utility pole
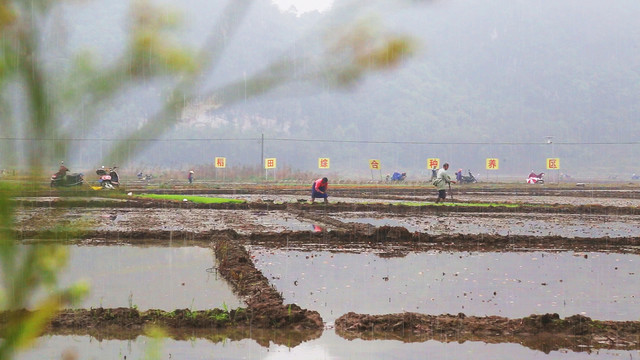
[546,136,554,155]
[545,136,554,183]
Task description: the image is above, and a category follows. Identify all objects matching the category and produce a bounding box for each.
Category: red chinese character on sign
[216,158,225,167]
[267,159,274,168]
[488,159,497,169]
[428,159,439,168]
[370,160,379,169]
[548,159,558,169]
[320,158,329,168]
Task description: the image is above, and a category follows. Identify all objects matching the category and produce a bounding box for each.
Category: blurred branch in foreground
[0,0,420,359]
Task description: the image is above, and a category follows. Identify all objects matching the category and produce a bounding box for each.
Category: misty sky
[3,0,640,179]
[271,0,334,13]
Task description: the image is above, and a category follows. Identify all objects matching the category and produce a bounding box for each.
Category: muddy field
[4,183,640,358]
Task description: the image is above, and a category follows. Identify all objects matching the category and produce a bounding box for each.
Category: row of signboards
[413,158,561,170]
[212,157,561,170]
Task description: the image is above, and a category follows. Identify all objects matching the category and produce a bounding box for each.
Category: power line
[268,139,640,145]
[0,137,259,142]
[1,136,640,145]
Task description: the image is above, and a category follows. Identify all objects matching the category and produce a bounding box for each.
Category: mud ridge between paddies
[26,182,640,199]
[13,196,640,215]
[13,227,640,255]
[335,312,640,352]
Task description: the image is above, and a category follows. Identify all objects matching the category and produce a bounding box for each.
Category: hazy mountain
[9,0,640,178]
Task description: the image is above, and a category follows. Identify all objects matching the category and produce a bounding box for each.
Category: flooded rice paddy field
[334,212,640,238]
[12,207,640,238]
[14,208,312,234]
[251,249,639,323]
[27,245,243,311]
[8,186,640,359]
[456,194,640,207]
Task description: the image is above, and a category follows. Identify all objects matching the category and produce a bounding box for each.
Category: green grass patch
[135,194,245,204]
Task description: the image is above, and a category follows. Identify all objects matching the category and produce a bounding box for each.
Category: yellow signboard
[485,158,499,170]
[369,159,381,170]
[427,158,440,170]
[546,158,560,170]
[318,158,330,169]
[215,157,226,168]
[265,158,276,169]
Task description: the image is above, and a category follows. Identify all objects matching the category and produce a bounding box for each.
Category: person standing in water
[433,163,455,203]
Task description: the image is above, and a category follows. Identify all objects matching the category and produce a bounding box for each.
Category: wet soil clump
[250,227,640,255]
[13,227,640,255]
[11,227,640,258]
[0,309,321,347]
[335,312,640,352]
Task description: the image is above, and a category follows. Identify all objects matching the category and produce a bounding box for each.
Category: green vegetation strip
[135,194,245,204]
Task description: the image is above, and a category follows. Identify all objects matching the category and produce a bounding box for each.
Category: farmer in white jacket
[433,163,456,203]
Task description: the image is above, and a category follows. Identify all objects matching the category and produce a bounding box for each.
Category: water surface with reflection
[26,245,243,310]
[252,249,639,323]
[17,332,639,360]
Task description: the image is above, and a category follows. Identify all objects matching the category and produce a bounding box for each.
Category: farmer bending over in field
[311,177,329,204]
[433,163,455,203]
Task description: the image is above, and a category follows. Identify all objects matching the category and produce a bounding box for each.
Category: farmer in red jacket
[311,177,329,204]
